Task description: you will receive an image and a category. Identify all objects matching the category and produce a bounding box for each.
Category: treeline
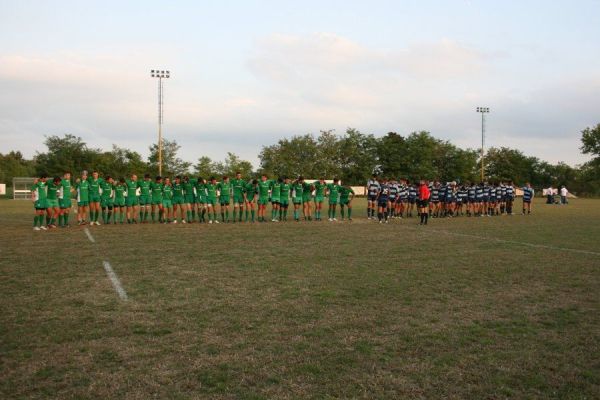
[2,124,600,195]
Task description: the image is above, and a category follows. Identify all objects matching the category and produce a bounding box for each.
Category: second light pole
[151,69,170,176]
[476,106,490,182]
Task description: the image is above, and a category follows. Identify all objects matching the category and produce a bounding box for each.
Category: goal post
[13,177,35,200]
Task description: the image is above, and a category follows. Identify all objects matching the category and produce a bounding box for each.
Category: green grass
[1,198,599,399]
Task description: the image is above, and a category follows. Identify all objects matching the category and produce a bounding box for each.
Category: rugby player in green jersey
[100,176,114,224]
[182,175,196,223]
[205,177,219,223]
[326,178,341,221]
[58,172,73,227]
[87,171,103,225]
[244,179,258,222]
[162,177,174,223]
[279,177,291,221]
[231,172,246,222]
[256,174,271,222]
[46,177,61,228]
[172,176,185,223]
[31,175,48,231]
[113,178,127,224]
[217,176,232,222]
[75,171,90,225]
[138,174,152,223]
[302,180,314,221]
[270,178,282,222]
[339,185,355,221]
[313,178,327,221]
[125,174,140,224]
[291,177,304,222]
[150,176,164,223]
[195,177,207,223]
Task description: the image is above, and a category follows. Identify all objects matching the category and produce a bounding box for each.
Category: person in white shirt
[560,186,569,205]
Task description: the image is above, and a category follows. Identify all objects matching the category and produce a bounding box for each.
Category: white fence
[13,177,35,200]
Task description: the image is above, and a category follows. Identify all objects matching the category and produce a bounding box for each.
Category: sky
[1,0,599,167]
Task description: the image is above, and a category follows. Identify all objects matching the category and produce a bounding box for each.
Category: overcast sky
[1,0,599,167]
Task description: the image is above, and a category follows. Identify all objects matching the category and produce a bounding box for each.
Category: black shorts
[377,200,388,208]
[367,194,377,201]
[417,199,429,208]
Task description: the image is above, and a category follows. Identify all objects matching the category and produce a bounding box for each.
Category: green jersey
[150,182,164,201]
[182,179,196,197]
[100,180,113,199]
[172,182,184,198]
[327,183,341,201]
[280,182,291,200]
[114,184,126,201]
[87,177,103,197]
[32,181,47,201]
[61,179,72,200]
[163,184,174,200]
[195,181,207,201]
[139,179,151,197]
[313,181,327,198]
[125,179,139,197]
[231,178,246,198]
[46,181,60,200]
[205,183,218,199]
[257,179,271,198]
[302,182,313,201]
[217,181,232,199]
[339,186,354,201]
[245,183,257,198]
[76,179,89,202]
[291,182,304,201]
[271,181,282,200]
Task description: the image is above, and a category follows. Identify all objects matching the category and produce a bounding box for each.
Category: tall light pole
[476,107,490,182]
[151,69,170,176]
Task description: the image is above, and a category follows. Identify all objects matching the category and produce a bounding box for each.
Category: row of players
[31,171,357,229]
[30,171,536,229]
[365,177,536,224]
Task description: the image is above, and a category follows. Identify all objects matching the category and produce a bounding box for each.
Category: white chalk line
[83,228,128,301]
[102,260,128,301]
[84,227,95,243]
[415,227,600,257]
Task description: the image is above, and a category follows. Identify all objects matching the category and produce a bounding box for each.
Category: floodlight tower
[476,107,490,182]
[151,69,170,176]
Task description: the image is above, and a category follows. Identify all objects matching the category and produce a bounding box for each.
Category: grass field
[1,198,599,399]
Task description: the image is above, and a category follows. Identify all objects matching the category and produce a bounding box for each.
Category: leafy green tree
[259,134,320,178]
[580,123,600,157]
[148,139,191,177]
[219,152,254,178]
[34,134,101,176]
[337,128,379,185]
[0,151,36,184]
[95,145,148,179]
[194,156,218,178]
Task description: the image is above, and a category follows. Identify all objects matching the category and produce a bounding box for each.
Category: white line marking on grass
[84,228,95,243]
[103,261,128,301]
[419,227,600,257]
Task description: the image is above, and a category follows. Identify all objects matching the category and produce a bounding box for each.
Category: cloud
[0,33,597,167]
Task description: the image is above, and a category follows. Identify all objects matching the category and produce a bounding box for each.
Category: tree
[338,128,379,185]
[258,134,320,178]
[0,151,36,184]
[194,156,218,178]
[34,134,101,176]
[148,139,191,177]
[580,123,600,157]
[220,152,254,177]
[484,147,536,184]
[94,145,148,179]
